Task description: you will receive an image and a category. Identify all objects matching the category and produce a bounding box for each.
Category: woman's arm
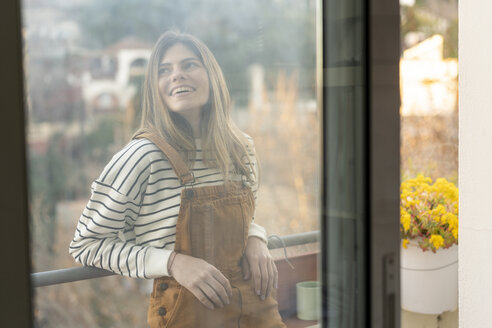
[69,139,172,279]
[69,181,171,278]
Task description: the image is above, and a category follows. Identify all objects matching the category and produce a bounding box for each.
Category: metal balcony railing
[31,231,319,288]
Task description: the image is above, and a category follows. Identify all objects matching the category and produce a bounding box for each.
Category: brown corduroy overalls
[139,133,286,328]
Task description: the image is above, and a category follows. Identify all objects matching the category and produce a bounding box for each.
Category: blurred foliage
[400,114,458,183]
[29,134,69,209]
[400,0,458,181]
[28,117,122,266]
[445,18,458,58]
[26,56,85,123]
[401,0,458,58]
[73,0,316,103]
[28,118,119,206]
[248,71,319,235]
[83,117,117,162]
[126,75,145,135]
[29,133,68,256]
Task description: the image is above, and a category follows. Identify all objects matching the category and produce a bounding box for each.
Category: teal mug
[296,281,321,321]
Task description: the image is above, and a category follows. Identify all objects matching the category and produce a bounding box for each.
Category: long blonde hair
[134,30,257,184]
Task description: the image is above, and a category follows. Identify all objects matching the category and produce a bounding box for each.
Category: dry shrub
[246,71,320,256]
[400,110,458,184]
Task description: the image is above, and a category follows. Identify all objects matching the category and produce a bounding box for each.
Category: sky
[400,0,415,6]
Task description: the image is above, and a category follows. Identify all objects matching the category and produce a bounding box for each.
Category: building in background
[400,35,458,117]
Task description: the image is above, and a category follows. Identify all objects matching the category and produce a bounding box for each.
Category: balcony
[32,231,320,328]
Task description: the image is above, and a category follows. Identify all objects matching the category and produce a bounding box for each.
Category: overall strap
[135,132,194,185]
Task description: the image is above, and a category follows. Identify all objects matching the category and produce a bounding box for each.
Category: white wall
[459,1,492,327]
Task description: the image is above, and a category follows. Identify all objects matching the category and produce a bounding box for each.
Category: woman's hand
[240,236,278,300]
[170,253,232,310]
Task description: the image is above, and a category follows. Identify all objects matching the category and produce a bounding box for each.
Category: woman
[70,31,285,327]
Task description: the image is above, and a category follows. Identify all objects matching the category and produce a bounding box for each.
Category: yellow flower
[402,239,409,249]
[429,234,444,250]
[417,174,433,184]
[401,212,411,232]
[400,175,458,250]
[431,204,446,222]
[445,213,458,230]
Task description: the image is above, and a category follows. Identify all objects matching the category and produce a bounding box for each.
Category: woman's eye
[183,62,199,70]
[158,67,171,76]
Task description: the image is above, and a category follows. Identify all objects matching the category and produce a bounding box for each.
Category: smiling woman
[69,31,286,328]
[157,43,210,132]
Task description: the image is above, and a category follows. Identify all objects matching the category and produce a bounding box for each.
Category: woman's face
[158,43,210,118]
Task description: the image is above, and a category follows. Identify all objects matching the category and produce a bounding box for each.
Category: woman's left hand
[241,236,278,300]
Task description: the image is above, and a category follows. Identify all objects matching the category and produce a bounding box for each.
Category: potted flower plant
[400,174,459,314]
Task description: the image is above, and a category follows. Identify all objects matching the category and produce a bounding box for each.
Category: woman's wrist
[248,235,268,245]
[248,222,268,243]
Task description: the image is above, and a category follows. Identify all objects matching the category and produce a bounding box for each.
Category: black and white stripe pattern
[70,137,263,279]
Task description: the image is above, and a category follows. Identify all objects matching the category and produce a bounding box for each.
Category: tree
[72,0,317,101]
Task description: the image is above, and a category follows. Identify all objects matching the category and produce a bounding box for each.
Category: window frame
[0,1,33,327]
[1,0,401,326]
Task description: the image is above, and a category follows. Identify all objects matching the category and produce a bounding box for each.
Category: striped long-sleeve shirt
[69,137,265,279]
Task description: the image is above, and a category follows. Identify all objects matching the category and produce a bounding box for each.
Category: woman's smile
[169,85,196,97]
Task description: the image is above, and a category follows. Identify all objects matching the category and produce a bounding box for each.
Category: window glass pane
[323,0,367,326]
[23,0,321,326]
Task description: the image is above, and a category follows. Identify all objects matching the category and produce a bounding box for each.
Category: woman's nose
[171,68,185,82]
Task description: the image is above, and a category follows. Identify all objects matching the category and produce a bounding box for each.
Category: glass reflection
[24,0,319,326]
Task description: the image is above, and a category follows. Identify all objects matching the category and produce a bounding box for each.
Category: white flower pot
[400,242,458,314]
